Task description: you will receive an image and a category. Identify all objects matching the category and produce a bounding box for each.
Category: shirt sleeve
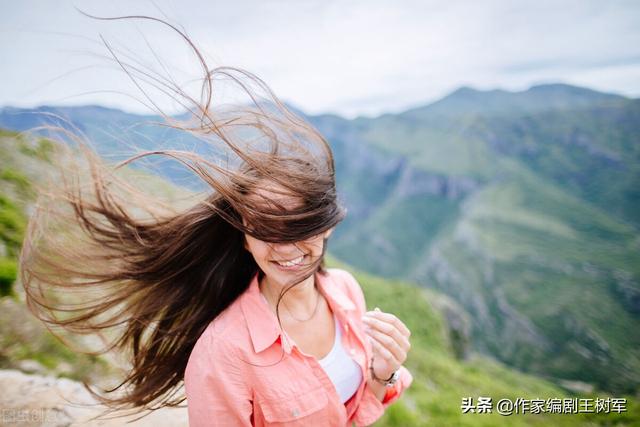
[334,269,414,427]
[353,367,414,426]
[380,365,413,407]
[184,331,253,427]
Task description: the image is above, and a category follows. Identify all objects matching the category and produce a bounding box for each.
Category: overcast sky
[1,0,639,118]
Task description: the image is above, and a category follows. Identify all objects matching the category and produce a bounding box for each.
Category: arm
[353,365,413,427]
[184,332,253,427]
[363,307,413,405]
[367,365,414,406]
[333,269,413,425]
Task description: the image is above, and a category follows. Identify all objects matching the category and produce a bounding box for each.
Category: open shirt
[185,268,413,426]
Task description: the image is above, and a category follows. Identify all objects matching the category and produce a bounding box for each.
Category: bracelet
[369,357,400,386]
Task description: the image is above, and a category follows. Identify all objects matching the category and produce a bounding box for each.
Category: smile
[273,255,305,268]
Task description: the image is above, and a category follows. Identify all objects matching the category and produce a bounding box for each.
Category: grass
[326,257,640,426]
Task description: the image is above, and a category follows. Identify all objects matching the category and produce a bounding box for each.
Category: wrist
[369,358,400,386]
[366,373,387,402]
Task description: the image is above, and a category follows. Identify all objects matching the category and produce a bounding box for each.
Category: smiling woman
[18,14,412,426]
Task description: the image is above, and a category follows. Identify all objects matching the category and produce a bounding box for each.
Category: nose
[270,241,298,251]
[269,242,303,256]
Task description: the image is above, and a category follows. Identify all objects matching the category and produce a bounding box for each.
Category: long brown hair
[18,15,345,413]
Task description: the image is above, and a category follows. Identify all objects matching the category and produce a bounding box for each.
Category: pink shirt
[184,268,413,426]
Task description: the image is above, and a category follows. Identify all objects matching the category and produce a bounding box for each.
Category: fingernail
[374,307,381,312]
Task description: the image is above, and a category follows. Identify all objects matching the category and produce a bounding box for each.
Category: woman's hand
[362,307,411,381]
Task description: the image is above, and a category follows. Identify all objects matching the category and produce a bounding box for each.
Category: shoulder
[186,299,250,370]
[183,303,253,399]
[185,318,250,393]
[324,268,367,313]
[326,267,359,290]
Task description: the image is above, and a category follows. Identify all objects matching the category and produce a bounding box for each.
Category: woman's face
[242,182,333,286]
[244,230,332,286]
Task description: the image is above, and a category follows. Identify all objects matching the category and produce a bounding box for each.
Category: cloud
[1,0,638,118]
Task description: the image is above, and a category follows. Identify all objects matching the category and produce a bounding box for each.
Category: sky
[1,0,639,118]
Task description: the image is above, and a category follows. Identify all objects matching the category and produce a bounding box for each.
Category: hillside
[0,129,113,383]
[311,85,640,394]
[1,83,639,395]
[1,127,639,425]
[337,261,640,426]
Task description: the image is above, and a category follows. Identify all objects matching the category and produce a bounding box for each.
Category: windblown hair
[18,15,345,413]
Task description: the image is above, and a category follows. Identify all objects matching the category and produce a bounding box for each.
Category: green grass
[0,257,17,296]
[0,193,26,296]
[17,137,55,162]
[326,257,640,426]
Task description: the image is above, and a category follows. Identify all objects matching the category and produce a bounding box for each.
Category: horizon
[0,81,634,121]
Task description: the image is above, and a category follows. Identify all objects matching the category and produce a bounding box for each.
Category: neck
[260,273,318,317]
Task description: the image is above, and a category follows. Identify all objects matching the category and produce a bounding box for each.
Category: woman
[19,16,412,426]
[185,158,413,426]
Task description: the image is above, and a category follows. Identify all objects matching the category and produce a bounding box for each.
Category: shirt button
[292,409,299,417]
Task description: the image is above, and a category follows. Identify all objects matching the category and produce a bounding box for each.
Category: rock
[54,361,74,376]
[0,369,188,426]
[16,360,47,375]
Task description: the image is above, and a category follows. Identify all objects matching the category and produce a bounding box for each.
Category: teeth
[276,255,304,267]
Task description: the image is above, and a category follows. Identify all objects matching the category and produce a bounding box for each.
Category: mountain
[308,84,640,394]
[2,83,639,395]
[401,84,626,118]
[5,129,638,426]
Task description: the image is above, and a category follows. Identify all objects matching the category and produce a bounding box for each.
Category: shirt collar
[239,270,356,354]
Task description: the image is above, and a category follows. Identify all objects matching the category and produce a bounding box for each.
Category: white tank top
[318,314,363,403]
[259,293,363,403]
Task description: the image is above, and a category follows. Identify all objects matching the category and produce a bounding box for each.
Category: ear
[323,227,334,239]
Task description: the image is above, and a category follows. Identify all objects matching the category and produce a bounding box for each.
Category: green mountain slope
[313,85,640,394]
[0,129,112,381]
[328,258,639,426]
[2,84,638,396]
[0,129,191,381]
[1,128,638,425]
[412,161,640,393]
